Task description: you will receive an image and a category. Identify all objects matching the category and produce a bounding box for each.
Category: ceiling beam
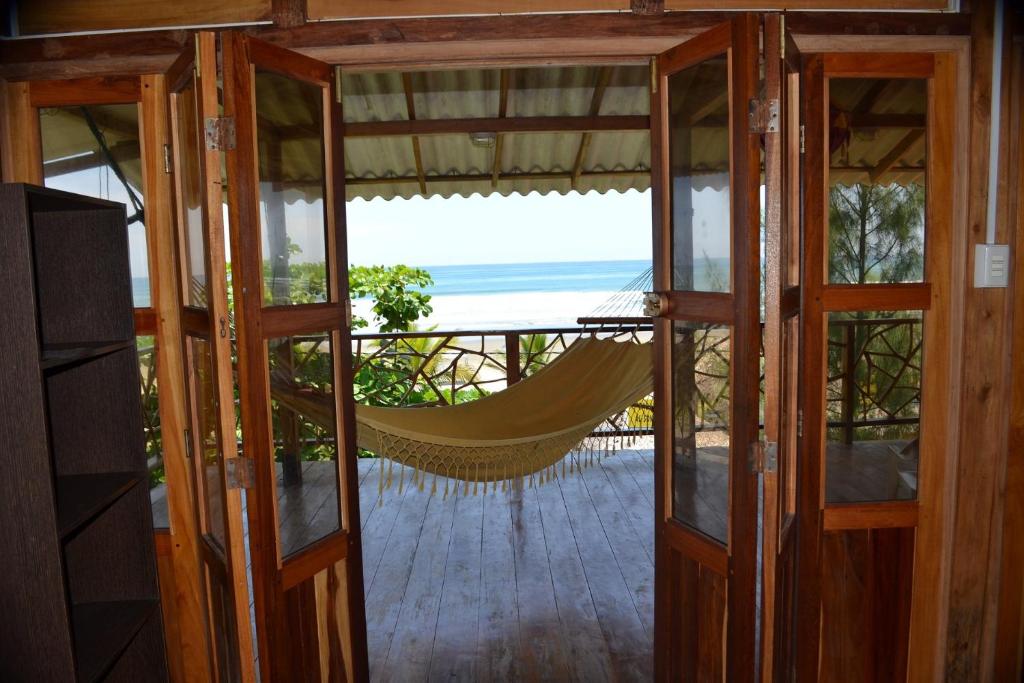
[0,12,970,81]
[571,66,613,191]
[491,69,510,188]
[848,112,926,130]
[868,128,926,182]
[272,0,307,28]
[345,114,649,138]
[401,72,427,195]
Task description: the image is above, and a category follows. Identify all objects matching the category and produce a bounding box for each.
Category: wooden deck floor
[355,448,655,682]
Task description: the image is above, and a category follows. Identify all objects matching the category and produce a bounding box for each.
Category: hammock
[270,337,653,495]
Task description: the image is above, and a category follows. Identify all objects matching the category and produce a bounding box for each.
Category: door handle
[643,291,669,318]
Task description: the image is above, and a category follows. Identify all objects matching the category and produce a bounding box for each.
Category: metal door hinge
[749,441,777,473]
[345,299,353,328]
[643,291,667,317]
[749,98,780,134]
[226,457,256,489]
[205,117,236,151]
[797,409,804,438]
[194,38,201,78]
[183,428,194,459]
[799,124,805,153]
[334,66,343,104]
[650,58,658,95]
[163,144,172,174]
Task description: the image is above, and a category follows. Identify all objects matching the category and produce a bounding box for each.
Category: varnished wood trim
[247,33,332,85]
[0,80,42,184]
[181,306,212,335]
[261,303,345,339]
[154,529,172,556]
[822,52,935,78]
[657,20,730,74]
[140,72,213,683]
[134,307,157,335]
[819,283,931,312]
[781,285,800,319]
[29,76,141,106]
[823,501,919,530]
[280,531,349,590]
[664,519,729,576]
[661,291,734,324]
[345,114,649,138]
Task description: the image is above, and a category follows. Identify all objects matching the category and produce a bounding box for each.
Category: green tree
[828,183,925,285]
[349,264,434,332]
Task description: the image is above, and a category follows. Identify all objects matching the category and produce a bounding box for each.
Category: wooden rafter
[345,114,648,138]
[686,89,728,126]
[868,128,925,182]
[491,69,510,188]
[571,65,613,191]
[401,72,427,194]
[853,79,890,115]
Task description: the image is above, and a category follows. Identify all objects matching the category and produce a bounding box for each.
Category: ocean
[132,259,725,330]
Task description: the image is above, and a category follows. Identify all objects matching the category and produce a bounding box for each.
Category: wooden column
[141,73,214,683]
[945,1,1018,678]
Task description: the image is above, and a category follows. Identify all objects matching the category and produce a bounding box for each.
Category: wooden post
[505,332,521,386]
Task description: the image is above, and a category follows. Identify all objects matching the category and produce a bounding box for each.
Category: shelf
[71,599,158,683]
[55,472,144,540]
[40,340,133,372]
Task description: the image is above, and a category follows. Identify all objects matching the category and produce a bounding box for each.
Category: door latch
[643,291,668,317]
[226,457,256,490]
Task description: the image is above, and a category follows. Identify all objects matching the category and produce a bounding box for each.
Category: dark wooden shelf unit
[0,184,168,682]
[56,472,145,539]
[42,340,135,372]
[71,599,160,683]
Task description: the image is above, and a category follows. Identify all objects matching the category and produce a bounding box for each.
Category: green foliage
[828,183,925,285]
[349,264,434,332]
[519,334,550,377]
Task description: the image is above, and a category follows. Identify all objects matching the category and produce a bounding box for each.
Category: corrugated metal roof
[340,64,652,201]
[34,67,926,208]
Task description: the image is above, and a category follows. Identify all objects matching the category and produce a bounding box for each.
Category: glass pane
[671,321,730,544]
[139,335,169,529]
[667,55,731,293]
[781,316,799,525]
[828,78,926,284]
[255,70,330,306]
[39,104,150,307]
[269,333,341,558]
[191,337,227,548]
[825,311,923,503]
[175,79,209,308]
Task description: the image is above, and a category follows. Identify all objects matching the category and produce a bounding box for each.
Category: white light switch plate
[974,243,1010,288]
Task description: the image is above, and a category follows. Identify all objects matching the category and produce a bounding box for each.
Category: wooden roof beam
[571,66,613,191]
[401,72,427,195]
[868,128,925,182]
[491,69,510,189]
[345,114,649,138]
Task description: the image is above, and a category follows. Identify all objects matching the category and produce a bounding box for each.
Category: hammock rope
[270,336,653,498]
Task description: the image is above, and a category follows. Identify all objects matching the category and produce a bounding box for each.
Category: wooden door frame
[222,31,368,682]
[797,45,964,680]
[649,15,761,679]
[165,31,258,682]
[0,21,973,681]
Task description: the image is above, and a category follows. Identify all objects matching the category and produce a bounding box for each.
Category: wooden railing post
[842,322,857,445]
[505,332,521,386]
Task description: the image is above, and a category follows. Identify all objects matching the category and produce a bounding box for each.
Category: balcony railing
[350,323,656,438]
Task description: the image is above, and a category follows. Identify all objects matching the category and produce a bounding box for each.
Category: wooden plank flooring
[357,448,655,683]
